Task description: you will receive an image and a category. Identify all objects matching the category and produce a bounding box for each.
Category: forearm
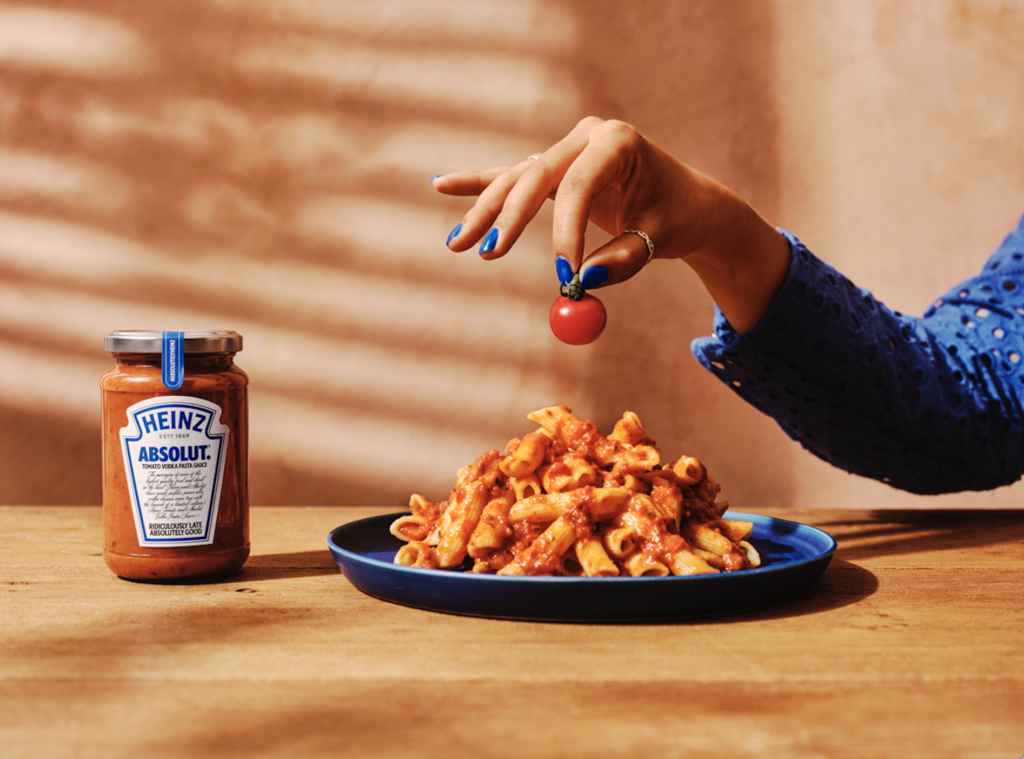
[693,228,1024,494]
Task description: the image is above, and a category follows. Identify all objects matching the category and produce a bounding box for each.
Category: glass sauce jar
[101,330,249,581]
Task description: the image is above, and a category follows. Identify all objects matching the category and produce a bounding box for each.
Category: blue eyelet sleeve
[691,214,1024,495]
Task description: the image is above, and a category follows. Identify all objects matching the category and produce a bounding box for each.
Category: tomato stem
[560,273,586,301]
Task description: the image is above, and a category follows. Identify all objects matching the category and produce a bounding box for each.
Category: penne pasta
[720,519,754,542]
[611,444,661,478]
[537,455,599,493]
[602,525,638,559]
[740,540,762,568]
[511,473,543,501]
[468,491,515,558]
[389,406,759,578]
[526,404,585,441]
[667,548,719,576]
[500,432,551,478]
[395,541,439,569]
[686,521,734,557]
[694,548,726,569]
[671,455,705,486]
[650,477,683,533]
[408,493,437,515]
[509,491,576,523]
[435,481,489,568]
[623,551,670,577]
[608,411,645,446]
[498,512,577,575]
[574,532,620,577]
[389,513,432,543]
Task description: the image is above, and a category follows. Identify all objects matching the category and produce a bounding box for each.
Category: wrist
[682,199,791,335]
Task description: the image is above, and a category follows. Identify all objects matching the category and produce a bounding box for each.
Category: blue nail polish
[479,227,498,255]
[431,175,443,184]
[555,257,573,285]
[580,265,609,289]
[446,223,463,246]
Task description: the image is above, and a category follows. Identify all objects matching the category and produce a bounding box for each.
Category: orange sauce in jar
[101,331,249,581]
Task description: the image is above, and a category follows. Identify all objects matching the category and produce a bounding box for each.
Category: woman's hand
[432,116,791,334]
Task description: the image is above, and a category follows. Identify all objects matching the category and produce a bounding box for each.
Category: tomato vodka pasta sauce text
[101,330,250,582]
[390,406,760,577]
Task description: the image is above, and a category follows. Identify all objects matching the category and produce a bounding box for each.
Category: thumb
[573,230,656,290]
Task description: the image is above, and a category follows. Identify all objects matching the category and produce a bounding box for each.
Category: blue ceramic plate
[326,511,836,622]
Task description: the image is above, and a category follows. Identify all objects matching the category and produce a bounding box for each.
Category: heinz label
[119,396,229,547]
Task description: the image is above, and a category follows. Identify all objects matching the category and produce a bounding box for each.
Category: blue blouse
[692,214,1024,495]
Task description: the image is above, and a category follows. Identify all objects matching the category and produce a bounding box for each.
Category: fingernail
[446,223,463,247]
[555,257,573,285]
[479,227,498,255]
[431,174,443,185]
[580,265,608,289]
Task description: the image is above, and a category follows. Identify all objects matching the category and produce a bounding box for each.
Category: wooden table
[2,505,1021,759]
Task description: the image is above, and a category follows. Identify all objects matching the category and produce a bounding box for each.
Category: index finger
[439,119,608,259]
[551,123,637,271]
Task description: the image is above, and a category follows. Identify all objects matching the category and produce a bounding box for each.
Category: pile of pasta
[389,405,760,577]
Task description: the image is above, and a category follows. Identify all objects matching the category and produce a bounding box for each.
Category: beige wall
[1,0,1022,509]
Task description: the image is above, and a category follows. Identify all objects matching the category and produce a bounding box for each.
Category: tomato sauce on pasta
[390,406,761,578]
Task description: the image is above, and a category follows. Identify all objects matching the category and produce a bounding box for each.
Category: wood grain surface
[2,505,1022,759]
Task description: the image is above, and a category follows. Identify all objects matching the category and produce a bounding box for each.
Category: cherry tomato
[549,293,607,345]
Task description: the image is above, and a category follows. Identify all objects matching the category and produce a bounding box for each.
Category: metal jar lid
[105,330,243,354]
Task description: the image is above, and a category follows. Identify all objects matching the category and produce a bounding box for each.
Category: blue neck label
[162,331,184,390]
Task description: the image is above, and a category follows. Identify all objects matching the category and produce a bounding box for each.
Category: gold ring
[625,229,655,265]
